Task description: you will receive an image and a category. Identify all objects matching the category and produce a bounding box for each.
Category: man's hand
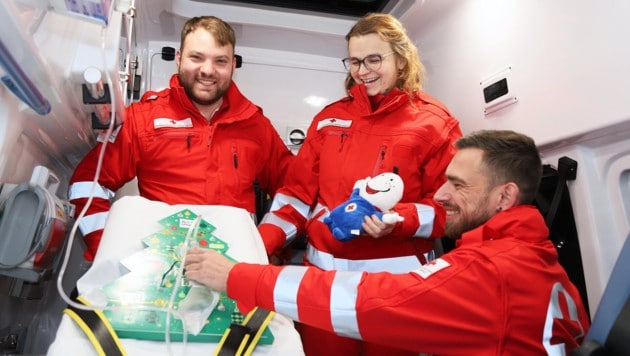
[184,247,236,292]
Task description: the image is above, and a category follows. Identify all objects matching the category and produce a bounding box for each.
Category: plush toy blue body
[324,173,404,242]
[324,188,382,242]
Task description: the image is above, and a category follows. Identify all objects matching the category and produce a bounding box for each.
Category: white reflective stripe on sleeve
[414,203,435,238]
[306,244,422,273]
[78,211,109,235]
[68,181,115,201]
[273,266,307,322]
[260,213,298,242]
[330,271,362,339]
[268,193,310,219]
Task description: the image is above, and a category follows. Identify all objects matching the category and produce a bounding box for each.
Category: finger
[188,247,204,255]
[370,214,385,228]
[184,252,198,263]
[363,218,380,235]
[362,217,375,232]
[361,222,372,235]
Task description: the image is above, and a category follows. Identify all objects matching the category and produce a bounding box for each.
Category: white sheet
[47,196,304,355]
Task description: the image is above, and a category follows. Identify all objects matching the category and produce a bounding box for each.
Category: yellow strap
[235,334,251,356]
[64,296,127,356]
[63,308,107,356]
[214,307,275,356]
[242,310,275,356]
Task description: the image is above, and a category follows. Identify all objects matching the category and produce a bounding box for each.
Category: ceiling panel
[193,0,394,18]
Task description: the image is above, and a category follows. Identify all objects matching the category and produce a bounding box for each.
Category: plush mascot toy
[324,172,404,242]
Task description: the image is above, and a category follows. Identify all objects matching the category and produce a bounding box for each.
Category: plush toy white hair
[324,172,404,242]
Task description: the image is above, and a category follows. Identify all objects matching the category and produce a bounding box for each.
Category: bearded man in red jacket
[185,129,590,355]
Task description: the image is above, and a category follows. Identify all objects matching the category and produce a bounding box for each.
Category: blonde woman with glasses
[257,13,463,355]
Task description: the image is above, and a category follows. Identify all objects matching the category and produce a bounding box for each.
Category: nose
[433,182,450,203]
[357,61,371,74]
[200,60,214,75]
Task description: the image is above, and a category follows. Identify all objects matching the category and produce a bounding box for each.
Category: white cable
[164,215,200,355]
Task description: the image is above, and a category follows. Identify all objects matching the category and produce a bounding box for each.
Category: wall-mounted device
[82,67,117,129]
[286,126,307,154]
[287,127,306,146]
[480,66,518,116]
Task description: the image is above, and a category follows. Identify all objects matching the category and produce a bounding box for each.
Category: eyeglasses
[342,51,395,72]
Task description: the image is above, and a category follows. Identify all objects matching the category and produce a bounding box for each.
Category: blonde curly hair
[344,13,426,96]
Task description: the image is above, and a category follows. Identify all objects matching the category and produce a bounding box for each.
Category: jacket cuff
[388,202,421,239]
[258,223,286,255]
[227,263,278,314]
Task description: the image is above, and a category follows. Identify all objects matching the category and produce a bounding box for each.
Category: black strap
[64,296,126,356]
[215,307,275,356]
[545,156,577,228]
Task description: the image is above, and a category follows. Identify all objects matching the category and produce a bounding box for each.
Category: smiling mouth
[442,204,459,217]
[196,76,217,85]
[366,186,390,194]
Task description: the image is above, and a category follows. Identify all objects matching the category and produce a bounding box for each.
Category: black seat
[571,232,630,355]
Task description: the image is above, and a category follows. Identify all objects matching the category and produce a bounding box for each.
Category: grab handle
[0,39,51,115]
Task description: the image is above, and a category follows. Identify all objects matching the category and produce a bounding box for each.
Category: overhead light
[303,95,328,107]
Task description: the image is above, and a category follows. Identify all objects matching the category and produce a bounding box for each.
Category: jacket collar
[456,205,549,247]
[168,74,258,123]
[348,84,410,115]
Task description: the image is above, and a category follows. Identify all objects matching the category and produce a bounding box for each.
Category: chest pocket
[388,142,420,174]
[319,129,351,178]
[140,129,203,160]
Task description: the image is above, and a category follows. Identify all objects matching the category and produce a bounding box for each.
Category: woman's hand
[362,212,396,239]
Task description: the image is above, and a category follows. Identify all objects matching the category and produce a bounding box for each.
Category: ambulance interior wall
[400,0,630,315]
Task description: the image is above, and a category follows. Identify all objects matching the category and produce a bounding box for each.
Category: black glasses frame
[341,51,395,72]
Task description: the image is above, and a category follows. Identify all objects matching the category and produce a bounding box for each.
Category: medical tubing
[164,215,201,354]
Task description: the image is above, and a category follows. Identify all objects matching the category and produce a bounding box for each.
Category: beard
[443,202,494,240]
[179,70,229,107]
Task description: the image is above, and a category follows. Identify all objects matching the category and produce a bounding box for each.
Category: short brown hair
[180,16,236,53]
[455,130,542,204]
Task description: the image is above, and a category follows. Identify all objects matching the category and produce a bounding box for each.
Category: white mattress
[47,196,304,355]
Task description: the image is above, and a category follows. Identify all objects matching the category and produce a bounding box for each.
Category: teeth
[363,77,378,84]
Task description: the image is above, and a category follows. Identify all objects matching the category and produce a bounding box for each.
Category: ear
[396,56,406,72]
[175,50,181,67]
[496,182,520,212]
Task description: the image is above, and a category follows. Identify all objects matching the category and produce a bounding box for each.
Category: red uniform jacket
[230,205,590,355]
[260,84,462,272]
[69,75,293,260]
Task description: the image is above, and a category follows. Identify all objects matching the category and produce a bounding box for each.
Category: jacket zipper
[373,145,387,175]
[232,144,240,188]
[232,145,239,169]
[339,132,348,152]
